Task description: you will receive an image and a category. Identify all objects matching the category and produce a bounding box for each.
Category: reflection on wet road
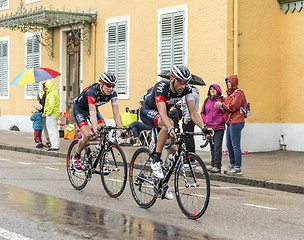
[0,183,222,240]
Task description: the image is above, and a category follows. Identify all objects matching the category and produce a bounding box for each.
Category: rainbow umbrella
[11,67,61,86]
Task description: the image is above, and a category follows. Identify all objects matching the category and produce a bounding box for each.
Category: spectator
[168,101,182,132]
[201,84,225,173]
[129,101,152,146]
[182,85,200,153]
[215,75,245,175]
[30,104,44,148]
[42,80,60,151]
[37,82,51,148]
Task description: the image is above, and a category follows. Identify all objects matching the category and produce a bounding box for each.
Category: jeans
[130,121,151,139]
[226,122,244,169]
[182,120,195,153]
[210,129,224,169]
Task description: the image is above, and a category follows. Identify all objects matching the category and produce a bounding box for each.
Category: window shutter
[160,11,184,72]
[26,36,40,96]
[0,41,8,96]
[107,21,127,94]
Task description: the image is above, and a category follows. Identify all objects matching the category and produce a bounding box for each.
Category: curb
[1,144,303,195]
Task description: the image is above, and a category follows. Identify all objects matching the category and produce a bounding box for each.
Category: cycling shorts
[73,104,105,128]
[140,104,161,128]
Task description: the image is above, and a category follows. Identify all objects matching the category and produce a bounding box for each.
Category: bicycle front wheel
[129,148,157,209]
[175,153,210,219]
[100,142,127,198]
[67,139,88,190]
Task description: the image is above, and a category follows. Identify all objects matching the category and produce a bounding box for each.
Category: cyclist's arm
[89,103,98,133]
[112,104,124,133]
[186,99,205,129]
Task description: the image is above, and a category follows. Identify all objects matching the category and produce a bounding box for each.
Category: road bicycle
[129,129,211,219]
[67,126,130,198]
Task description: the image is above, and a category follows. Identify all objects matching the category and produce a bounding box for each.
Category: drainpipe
[233,0,238,75]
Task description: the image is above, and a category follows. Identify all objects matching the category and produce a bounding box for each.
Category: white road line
[0,226,32,240]
[44,167,59,171]
[244,203,280,211]
[17,162,32,165]
[0,158,9,161]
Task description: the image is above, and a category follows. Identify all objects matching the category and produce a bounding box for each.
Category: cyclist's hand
[168,128,177,139]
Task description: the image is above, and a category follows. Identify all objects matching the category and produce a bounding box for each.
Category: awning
[0,1,97,58]
[277,0,304,13]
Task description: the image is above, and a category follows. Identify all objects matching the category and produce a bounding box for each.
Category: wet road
[0,149,304,240]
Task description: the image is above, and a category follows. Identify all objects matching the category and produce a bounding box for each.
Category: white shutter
[25,36,40,96]
[0,41,8,96]
[107,21,127,94]
[160,11,184,72]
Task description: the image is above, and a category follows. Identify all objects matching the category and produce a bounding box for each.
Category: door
[66,31,81,123]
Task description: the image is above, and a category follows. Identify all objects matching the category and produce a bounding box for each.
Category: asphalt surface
[0,130,303,194]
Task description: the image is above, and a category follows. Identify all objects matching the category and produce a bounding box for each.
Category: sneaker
[164,188,173,200]
[210,167,221,173]
[103,165,110,175]
[151,161,164,179]
[206,165,213,171]
[36,143,43,148]
[133,143,141,147]
[184,161,196,169]
[224,165,234,174]
[226,168,242,175]
[72,156,82,173]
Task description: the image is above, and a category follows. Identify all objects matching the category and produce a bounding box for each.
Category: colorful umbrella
[11,67,61,86]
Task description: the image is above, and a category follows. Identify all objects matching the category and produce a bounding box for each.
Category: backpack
[202,96,224,114]
[231,89,250,118]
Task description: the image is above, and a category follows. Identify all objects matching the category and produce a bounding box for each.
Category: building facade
[0,0,303,151]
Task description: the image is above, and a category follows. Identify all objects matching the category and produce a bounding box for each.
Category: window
[0,38,9,98]
[0,0,9,11]
[25,35,40,97]
[158,4,188,76]
[106,16,129,97]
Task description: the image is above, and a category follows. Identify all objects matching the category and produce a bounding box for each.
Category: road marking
[0,226,32,240]
[244,203,280,210]
[17,162,32,165]
[44,167,59,171]
[0,158,9,161]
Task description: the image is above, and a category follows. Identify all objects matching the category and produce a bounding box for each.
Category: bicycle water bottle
[92,145,101,158]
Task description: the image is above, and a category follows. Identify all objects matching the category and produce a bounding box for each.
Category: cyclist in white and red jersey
[72,72,125,172]
[140,65,208,199]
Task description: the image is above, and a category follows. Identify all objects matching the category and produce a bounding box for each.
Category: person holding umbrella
[42,80,60,151]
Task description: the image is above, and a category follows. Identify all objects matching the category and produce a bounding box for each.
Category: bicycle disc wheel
[175,153,210,219]
[67,139,88,190]
[129,148,157,208]
[100,142,127,198]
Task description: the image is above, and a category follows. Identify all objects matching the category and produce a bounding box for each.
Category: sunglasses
[104,83,115,89]
[176,79,189,85]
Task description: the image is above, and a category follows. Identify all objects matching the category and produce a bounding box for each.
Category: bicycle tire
[174,153,210,219]
[129,147,157,208]
[100,142,127,198]
[67,139,88,190]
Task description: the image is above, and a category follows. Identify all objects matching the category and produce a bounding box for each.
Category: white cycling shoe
[164,188,173,200]
[151,161,164,179]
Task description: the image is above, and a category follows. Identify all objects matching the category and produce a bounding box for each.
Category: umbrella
[11,67,61,86]
[158,70,206,86]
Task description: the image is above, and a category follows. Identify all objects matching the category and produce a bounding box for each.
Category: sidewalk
[0,130,303,194]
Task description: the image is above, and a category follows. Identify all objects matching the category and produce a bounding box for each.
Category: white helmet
[99,72,117,85]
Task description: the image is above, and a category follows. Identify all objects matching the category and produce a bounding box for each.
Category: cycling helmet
[99,72,117,85]
[170,65,192,82]
[35,104,43,111]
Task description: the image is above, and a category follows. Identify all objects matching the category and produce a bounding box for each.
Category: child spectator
[30,104,44,148]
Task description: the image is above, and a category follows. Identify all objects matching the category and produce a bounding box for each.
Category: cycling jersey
[143,80,193,111]
[73,83,118,127]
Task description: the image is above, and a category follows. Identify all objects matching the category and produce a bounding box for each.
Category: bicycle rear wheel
[67,139,88,190]
[100,142,127,198]
[129,148,157,208]
[175,153,210,219]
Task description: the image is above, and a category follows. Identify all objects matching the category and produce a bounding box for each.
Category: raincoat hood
[45,80,56,93]
[226,75,238,95]
[207,84,222,97]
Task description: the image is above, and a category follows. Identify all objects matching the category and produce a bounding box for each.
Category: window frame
[0,36,9,100]
[24,32,41,100]
[0,0,9,11]
[25,0,41,4]
[105,15,130,99]
[157,4,188,81]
